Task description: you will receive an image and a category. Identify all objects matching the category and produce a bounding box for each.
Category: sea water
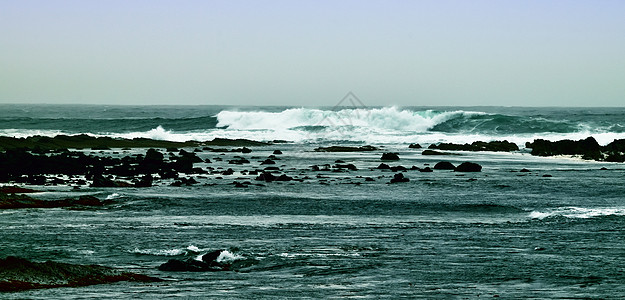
[1,105,625,298]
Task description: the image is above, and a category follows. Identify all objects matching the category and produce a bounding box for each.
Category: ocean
[1,104,625,298]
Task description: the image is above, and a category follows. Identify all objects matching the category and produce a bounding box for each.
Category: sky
[1,0,624,107]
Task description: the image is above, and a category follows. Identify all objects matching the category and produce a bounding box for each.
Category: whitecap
[529,207,625,219]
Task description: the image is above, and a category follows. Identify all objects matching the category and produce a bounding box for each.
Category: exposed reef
[0,256,161,292]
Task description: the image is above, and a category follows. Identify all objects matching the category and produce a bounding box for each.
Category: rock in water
[433,161,455,170]
[421,150,450,156]
[419,167,433,173]
[377,163,391,170]
[314,145,378,152]
[381,153,400,161]
[0,256,161,292]
[158,259,224,272]
[455,162,482,172]
[389,173,409,183]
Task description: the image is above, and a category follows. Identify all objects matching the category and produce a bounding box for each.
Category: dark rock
[433,161,455,170]
[408,143,422,149]
[335,164,358,171]
[390,166,407,172]
[520,168,531,173]
[526,137,602,160]
[377,163,391,170]
[144,148,164,163]
[204,138,270,147]
[233,181,246,188]
[255,172,277,182]
[421,150,450,156]
[0,186,40,194]
[157,258,223,272]
[314,145,378,152]
[229,158,250,164]
[134,174,153,187]
[429,140,519,152]
[0,256,161,292]
[419,167,433,172]
[202,250,224,264]
[364,177,375,182]
[542,174,553,177]
[0,193,112,209]
[275,174,293,181]
[273,150,283,154]
[261,159,276,165]
[381,152,400,161]
[91,174,119,187]
[455,162,482,172]
[389,173,409,183]
[0,134,204,151]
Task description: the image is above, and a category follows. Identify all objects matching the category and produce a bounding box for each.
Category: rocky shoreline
[1,134,624,292]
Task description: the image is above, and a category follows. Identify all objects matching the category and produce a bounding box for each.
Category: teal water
[1,105,625,298]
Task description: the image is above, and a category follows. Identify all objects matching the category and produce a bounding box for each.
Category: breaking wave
[529,207,625,220]
[3,105,625,145]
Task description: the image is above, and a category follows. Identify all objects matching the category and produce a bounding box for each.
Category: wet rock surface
[526,137,625,162]
[429,140,519,152]
[0,194,112,209]
[0,256,161,292]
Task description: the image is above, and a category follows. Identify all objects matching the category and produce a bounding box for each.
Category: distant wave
[2,106,625,145]
[216,107,479,132]
[529,207,625,220]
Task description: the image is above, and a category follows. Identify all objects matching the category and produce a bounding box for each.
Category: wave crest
[529,207,625,220]
[216,107,476,132]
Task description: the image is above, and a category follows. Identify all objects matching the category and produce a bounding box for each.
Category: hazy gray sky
[1,0,624,106]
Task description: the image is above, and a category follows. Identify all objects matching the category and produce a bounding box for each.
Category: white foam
[130,245,203,256]
[529,207,625,219]
[105,193,122,200]
[4,107,625,146]
[216,250,243,263]
[215,107,475,132]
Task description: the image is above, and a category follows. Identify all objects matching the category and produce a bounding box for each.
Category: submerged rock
[0,193,112,209]
[421,150,451,156]
[0,256,161,292]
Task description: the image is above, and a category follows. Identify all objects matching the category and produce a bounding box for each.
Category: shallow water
[2,144,625,298]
